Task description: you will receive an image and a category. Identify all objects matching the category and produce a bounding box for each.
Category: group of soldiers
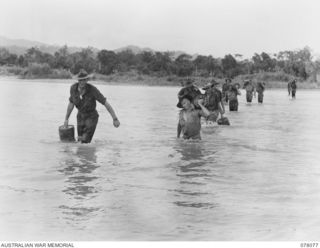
[176,77,266,140]
[223,78,266,110]
[62,69,295,143]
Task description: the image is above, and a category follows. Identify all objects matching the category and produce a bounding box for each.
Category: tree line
[0,45,319,81]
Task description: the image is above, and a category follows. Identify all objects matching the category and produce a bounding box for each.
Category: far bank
[1,65,319,89]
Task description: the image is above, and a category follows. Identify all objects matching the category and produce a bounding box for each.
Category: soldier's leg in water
[77,114,85,142]
[81,115,99,143]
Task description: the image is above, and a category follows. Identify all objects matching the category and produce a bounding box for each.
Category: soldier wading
[64,69,120,143]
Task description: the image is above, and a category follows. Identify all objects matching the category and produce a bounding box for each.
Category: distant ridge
[114,45,154,54]
[0,35,46,47]
[114,45,193,59]
[0,35,92,55]
[0,35,195,59]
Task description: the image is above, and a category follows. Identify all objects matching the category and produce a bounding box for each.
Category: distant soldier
[287,81,291,96]
[228,83,241,111]
[202,79,225,122]
[243,79,256,103]
[256,82,266,103]
[222,78,232,104]
[177,78,202,108]
[291,79,297,98]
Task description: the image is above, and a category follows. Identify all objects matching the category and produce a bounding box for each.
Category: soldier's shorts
[229,99,238,111]
[223,92,228,103]
[77,111,99,143]
[246,92,253,103]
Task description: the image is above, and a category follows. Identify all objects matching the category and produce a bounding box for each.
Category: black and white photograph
[0,0,320,245]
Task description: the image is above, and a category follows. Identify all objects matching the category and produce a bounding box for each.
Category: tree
[117,50,138,71]
[0,48,18,65]
[174,54,194,77]
[260,52,276,72]
[24,47,54,66]
[18,55,26,67]
[239,59,254,74]
[54,45,73,70]
[149,52,173,75]
[193,55,210,76]
[97,50,119,75]
[206,56,223,77]
[135,51,155,74]
[275,47,313,79]
[221,54,238,77]
[70,48,98,74]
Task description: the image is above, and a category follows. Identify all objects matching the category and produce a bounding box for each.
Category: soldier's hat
[76,69,91,80]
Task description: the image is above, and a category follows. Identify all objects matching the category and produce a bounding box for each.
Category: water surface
[0,78,319,240]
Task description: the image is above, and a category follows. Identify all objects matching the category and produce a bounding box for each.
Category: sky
[1,0,319,58]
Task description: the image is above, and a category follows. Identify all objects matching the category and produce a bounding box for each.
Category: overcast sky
[1,0,319,58]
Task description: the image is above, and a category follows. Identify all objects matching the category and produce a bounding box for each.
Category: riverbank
[94,73,320,89]
[1,65,319,89]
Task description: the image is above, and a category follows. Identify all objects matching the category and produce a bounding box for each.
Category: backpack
[178,85,201,100]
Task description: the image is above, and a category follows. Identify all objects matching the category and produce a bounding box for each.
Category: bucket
[217,117,230,126]
[59,125,75,142]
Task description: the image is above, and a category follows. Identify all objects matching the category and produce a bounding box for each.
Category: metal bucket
[59,125,75,142]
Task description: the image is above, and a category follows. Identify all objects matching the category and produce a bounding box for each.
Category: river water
[0,78,319,241]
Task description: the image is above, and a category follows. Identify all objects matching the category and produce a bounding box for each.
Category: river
[0,78,319,240]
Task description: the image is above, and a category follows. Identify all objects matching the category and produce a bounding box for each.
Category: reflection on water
[58,145,101,221]
[173,141,217,209]
[176,141,207,179]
